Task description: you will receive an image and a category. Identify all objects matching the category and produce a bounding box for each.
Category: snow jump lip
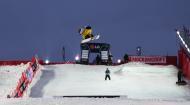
[54,95,123,98]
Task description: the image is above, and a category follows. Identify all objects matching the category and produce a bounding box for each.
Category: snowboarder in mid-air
[79,25,94,39]
[78,25,100,43]
[105,68,111,80]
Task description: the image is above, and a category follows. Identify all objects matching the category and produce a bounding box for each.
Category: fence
[178,47,190,80]
[128,56,177,66]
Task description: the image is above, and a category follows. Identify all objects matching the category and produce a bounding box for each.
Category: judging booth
[80,43,110,64]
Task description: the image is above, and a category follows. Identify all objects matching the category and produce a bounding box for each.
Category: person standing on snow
[176,69,187,85]
[177,69,183,83]
[105,68,111,80]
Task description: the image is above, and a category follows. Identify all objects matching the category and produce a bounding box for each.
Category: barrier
[8,57,40,98]
[128,56,177,66]
[59,95,121,98]
[43,56,177,66]
[0,59,43,66]
[0,61,29,65]
[43,61,75,65]
[166,56,177,66]
[178,47,190,80]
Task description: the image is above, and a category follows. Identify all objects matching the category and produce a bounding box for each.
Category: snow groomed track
[1,62,190,105]
[29,63,190,100]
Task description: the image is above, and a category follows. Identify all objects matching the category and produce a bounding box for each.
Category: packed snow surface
[1,62,190,105]
[0,63,29,98]
[28,63,190,100]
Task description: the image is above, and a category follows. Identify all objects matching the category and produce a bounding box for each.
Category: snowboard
[176,81,187,85]
[81,35,100,43]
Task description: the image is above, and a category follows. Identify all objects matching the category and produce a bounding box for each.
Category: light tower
[62,46,66,61]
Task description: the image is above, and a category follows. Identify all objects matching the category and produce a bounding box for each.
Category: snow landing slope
[28,62,190,100]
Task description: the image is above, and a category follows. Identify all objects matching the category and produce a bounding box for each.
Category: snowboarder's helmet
[85,25,91,29]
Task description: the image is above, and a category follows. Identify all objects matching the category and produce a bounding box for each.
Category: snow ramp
[27,62,190,101]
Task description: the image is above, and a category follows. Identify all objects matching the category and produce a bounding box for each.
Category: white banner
[129,56,166,64]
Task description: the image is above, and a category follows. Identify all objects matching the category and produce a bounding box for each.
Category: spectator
[96,54,101,65]
[108,55,113,65]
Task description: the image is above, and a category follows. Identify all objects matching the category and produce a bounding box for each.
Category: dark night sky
[0,0,190,62]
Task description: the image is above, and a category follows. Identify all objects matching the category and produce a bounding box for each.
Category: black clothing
[96,55,101,65]
[105,69,111,80]
[105,75,111,80]
[177,70,183,82]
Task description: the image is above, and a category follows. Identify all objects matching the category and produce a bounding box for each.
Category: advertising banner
[129,56,167,64]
